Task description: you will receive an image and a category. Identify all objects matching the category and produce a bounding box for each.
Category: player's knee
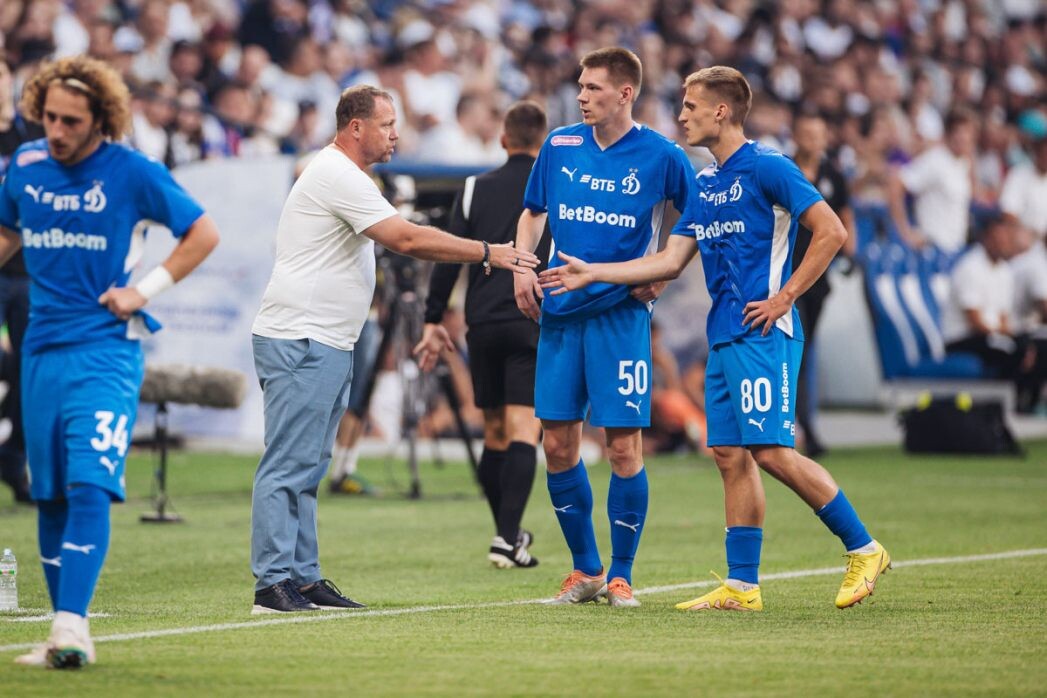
[542,438,577,470]
[750,445,791,475]
[711,446,747,475]
[605,442,641,473]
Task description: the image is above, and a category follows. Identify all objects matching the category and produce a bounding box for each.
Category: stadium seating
[854,205,1015,409]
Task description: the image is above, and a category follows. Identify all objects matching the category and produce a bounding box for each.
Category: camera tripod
[350,253,478,499]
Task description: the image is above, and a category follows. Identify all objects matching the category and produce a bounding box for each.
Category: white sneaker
[47,611,95,669]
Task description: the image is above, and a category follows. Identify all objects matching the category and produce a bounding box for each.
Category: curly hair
[19,55,132,140]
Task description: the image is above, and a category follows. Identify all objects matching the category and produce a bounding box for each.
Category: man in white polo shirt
[1002,133,1047,411]
[888,108,977,254]
[941,215,1045,406]
[249,85,538,614]
[1000,133,1047,241]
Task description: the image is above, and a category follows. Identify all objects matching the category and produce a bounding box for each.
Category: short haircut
[335,85,393,132]
[580,47,642,97]
[503,100,546,150]
[944,107,977,135]
[19,55,132,139]
[684,66,753,125]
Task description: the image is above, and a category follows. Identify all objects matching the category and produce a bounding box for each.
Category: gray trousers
[250,335,353,590]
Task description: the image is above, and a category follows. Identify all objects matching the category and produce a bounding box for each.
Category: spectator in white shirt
[888,108,977,254]
[415,91,504,165]
[1010,226,1047,412]
[1000,134,1047,240]
[942,215,1045,410]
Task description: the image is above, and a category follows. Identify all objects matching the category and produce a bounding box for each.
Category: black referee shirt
[792,157,850,302]
[424,153,552,325]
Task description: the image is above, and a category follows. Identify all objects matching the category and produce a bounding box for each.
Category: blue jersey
[0,139,204,353]
[672,141,822,348]
[524,122,695,324]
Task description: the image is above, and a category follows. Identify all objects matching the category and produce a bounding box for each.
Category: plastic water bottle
[0,548,17,611]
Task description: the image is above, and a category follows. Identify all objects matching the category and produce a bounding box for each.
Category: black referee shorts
[465,319,538,409]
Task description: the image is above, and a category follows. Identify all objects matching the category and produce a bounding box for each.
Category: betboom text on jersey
[22,227,108,251]
[558,204,637,228]
[687,219,746,241]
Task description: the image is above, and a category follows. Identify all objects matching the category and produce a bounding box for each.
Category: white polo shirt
[899,144,971,253]
[253,145,398,350]
[999,162,1047,239]
[941,244,1015,343]
[1010,242,1047,332]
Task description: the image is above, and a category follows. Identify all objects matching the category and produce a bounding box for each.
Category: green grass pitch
[1,441,1045,696]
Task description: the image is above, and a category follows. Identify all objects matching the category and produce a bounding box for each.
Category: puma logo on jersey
[748,417,766,432]
[100,456,118,476]
[625,400,642,415]
[62,542,96,555]
[24,184,42,202]
[561,166,577,181]
[614,519,640,532]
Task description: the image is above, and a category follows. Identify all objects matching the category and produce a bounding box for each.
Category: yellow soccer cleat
[675,572,763,612]
[836,540,891,609]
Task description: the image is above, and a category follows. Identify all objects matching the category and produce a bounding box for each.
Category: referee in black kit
[414,101,551,569]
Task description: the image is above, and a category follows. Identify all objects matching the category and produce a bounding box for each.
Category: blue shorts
[536,300,651,427]
[22,341,144,502]
[705,330,803,447]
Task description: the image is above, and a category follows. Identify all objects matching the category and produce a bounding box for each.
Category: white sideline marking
[1,547,1045,653]
[3,611,110,623]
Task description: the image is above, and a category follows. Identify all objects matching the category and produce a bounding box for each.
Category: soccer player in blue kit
[0,56,218,667]
[540,66,890,611]
[514,48,695,606]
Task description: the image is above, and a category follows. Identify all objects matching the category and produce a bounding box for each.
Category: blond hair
[684,66,752,125]
[20,55,132,139]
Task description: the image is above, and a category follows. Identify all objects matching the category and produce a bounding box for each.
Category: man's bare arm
[99,214,221,320]
[538,234,698,294]
[741,200,846,334]
[513,209,548,321]
[364,215,537,271]
[0,226,23,268]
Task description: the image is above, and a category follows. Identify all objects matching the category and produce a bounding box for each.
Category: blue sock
[37,499,68,610]
[606,468,648,584]
[547,460,601,576]
[816,490,872,551]
[57,485,111,616]
[725,526,763,585]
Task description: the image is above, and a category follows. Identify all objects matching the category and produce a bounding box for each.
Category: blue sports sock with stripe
[606,468,648,584]
[725,526,763,585]
[37,499,68,610]
[57,485,111,617]
[816,489,873,552]
[547,460,601,576]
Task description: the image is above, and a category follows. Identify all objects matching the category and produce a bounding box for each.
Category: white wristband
[135,266,175,300]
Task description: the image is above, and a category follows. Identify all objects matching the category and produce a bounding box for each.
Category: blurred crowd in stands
[2,0,1046,457]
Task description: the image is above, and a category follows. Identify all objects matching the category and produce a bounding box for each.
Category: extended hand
[630,280,667,303]
[98,287,147,321]
[743,295,791,336]
[514,268,543,322]
[488,242,539,274]
[537,251,594,296]
[412,323,455,372]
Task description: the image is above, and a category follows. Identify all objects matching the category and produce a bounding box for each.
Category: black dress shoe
[252,579,321,614]
[298,579,366,609]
